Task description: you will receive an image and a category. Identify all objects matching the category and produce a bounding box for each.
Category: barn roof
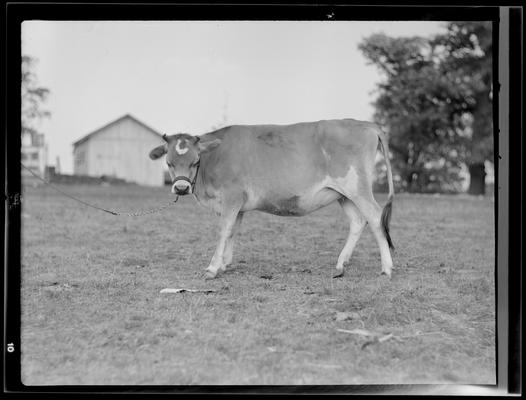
[72,114,164,148]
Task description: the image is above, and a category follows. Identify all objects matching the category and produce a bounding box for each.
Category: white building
[72,114,166,186]
[21,131,48,182]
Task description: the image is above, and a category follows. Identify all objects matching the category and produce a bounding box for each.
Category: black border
[4,3,500,22]
[4,2,520,396]
[507,6,522,395]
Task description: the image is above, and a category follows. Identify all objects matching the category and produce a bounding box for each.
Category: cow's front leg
[205,205,242,280]
[220,212,244,272]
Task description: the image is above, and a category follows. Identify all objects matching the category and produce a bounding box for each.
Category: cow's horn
[162,134,168,142]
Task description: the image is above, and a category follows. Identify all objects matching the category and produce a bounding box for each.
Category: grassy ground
[20,184,496,385]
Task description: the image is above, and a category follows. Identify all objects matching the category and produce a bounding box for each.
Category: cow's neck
[192,159,208,205]
[191,152,222,214]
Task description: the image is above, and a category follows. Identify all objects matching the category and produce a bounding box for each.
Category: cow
[149,118,394,280]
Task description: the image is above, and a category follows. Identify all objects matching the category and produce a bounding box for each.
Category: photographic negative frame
[4,3,521,396]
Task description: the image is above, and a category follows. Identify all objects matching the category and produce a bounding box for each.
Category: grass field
[20,183,496,385]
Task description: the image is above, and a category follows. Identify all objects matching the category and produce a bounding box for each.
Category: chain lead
[20,163,179,217]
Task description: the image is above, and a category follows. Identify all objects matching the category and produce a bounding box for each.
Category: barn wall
[83,118,165,186]
[73,142,89,175]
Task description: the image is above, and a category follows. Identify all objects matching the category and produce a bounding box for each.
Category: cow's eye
[191,160,200,167]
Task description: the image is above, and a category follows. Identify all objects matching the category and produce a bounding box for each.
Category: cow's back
[198,119,380,214]
[202,123,327,195]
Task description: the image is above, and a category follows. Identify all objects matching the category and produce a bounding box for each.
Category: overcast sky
[22,21,446,174]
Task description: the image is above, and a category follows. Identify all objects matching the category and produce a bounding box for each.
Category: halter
[172,159,200,194]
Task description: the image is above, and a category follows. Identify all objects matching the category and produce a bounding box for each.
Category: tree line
[359,22,493,195]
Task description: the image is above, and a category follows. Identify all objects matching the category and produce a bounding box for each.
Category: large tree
[432,22,493,195]
[359,22,492,194]
[21,55,50,138]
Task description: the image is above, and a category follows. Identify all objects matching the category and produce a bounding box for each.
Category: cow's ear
[197,138,221,153]
[149,144,167,160]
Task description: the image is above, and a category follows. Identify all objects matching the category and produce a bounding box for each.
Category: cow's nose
[172,180,191,194]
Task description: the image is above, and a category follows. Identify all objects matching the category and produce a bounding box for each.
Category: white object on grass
[160,288,216,294]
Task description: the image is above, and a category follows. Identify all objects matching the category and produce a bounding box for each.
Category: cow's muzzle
[172,177,192,195]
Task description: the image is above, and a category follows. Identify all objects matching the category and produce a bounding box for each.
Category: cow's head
[149,133,221,195]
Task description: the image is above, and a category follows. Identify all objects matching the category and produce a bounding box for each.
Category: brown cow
[149,118,394,279]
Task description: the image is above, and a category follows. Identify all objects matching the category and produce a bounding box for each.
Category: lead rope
[20,163,179,217]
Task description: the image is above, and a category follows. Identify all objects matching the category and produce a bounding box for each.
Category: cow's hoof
[204,270,217,280]
[333,270,344,279]
[380,270,392,278]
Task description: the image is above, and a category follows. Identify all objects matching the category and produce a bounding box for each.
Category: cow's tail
[378,130,395,250]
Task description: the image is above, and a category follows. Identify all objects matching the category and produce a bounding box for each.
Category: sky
[22,21,446,174]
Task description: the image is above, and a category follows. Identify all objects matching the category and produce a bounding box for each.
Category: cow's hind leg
[349,193,394,277]
[334,198,367,278]
[220,212,244,271]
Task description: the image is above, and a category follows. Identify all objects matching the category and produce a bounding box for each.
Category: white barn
[72,114,166,186]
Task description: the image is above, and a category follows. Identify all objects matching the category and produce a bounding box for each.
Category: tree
[22,55,50,138]
[359,34,464,192]
[432,22,493,195]
[359,22,492,194]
